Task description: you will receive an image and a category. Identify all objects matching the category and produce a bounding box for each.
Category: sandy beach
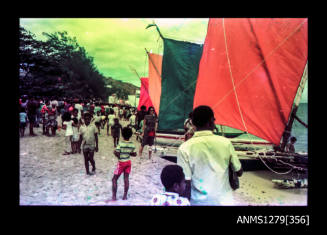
[19,118,308,206]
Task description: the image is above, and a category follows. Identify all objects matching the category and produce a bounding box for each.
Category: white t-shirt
[108,114,115,126]
[130,114,136,125]
[72,126,79,141]
[63,120,74,136]
[177,130,242,206]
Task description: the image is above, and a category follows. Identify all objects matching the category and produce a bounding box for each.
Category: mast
[280,62,308,152]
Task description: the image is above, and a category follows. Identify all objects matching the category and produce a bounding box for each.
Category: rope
[221,18,307,175]
[212,18,308,110]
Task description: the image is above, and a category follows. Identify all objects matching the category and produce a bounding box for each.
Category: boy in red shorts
[110,127,137,201]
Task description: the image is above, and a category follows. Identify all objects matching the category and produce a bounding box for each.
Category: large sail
[158,38,203,131]
[137,77,154,111]
[148,53,163,115]
[193,18,308,144]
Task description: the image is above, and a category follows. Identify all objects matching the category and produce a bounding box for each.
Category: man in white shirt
[177,105,243,206]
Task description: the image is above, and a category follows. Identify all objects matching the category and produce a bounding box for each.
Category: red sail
[137,77,154,111]
[193,18,308,144]
[148,53,163,115]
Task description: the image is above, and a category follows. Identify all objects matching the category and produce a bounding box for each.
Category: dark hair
[160,165,185,190]
[62,112,71,121]
[114,118,119,122]
[122,127,133,140]
[73,108,78,113]
[83,112,92,119]
[192,105,214,128]
[72,117,78,124]
[141,105,146,111]
[290,136,297,142]
[148,106,155,114]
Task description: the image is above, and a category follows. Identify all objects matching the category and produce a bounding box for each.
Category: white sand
[19,119,307,206]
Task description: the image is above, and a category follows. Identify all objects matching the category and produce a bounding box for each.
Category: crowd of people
[20,95,248,205]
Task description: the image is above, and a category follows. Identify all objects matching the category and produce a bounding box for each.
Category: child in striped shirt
[110,127,137,201]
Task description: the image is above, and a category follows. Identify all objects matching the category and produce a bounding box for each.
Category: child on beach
[94,111,102,135]
[19,107,28,137]
[107,109,115,136]
[79,112,98,175]
[111,118,123,147]
[62,112,74,155]
[110,127,137,201]
[71,117,80,154]
[150,165,190,206]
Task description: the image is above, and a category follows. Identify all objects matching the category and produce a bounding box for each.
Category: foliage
[19,26,138,100]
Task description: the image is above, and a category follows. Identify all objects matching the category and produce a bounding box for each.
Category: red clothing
[114,160,131,175]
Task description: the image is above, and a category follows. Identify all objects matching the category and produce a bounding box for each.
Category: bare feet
[105,196,117,203]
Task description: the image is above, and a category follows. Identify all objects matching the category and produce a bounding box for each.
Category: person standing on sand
[109,127,137,201]
[27,96,38,136]
[111,118,123,147]
[107,109,115,136]
[62,112,74,155]
[19,106,28,137]
[138,106,158,159]
[177,105,243,206]
[79,112,98,176]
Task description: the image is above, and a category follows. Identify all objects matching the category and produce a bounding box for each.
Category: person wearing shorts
[138,106,158,159]
[110,127,136,201]
[79,112,98,175]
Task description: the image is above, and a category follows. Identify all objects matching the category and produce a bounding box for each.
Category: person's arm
[183,180,192,201]
[229,142,243,177]
[113,150,120,158]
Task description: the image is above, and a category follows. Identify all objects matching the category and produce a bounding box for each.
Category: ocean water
[291,103,308,152]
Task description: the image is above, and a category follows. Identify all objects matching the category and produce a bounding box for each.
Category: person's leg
[111,174,120,200]
[83,149,90,174]
[29,117,35,135]
[89,150,96,173]
[113,137,117,147]
[123,162,132,200]
[148,137,155,159]
[107,123,109,136]
[138,145,144,156]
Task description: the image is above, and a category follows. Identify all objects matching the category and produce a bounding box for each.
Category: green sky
[19,18,307,102]
[19,18,209,87]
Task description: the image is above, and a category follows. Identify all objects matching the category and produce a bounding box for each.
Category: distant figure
[286,136,297,153]
[27,96,38,136]
[62,112,73,155]
[138,106,158,159]
[110,127,137,201]
[79,112,99,176]
[150,165,190,206]
[46,103,58,136]
[107,109,115,136]
[111,118,123,147]
[184,112,195,141]
[177,105,243,205]
[71,117,80,154]
[128,111,137,131]
[136,105,147,131]
[19,107,27,137]
[94,111,102,135]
